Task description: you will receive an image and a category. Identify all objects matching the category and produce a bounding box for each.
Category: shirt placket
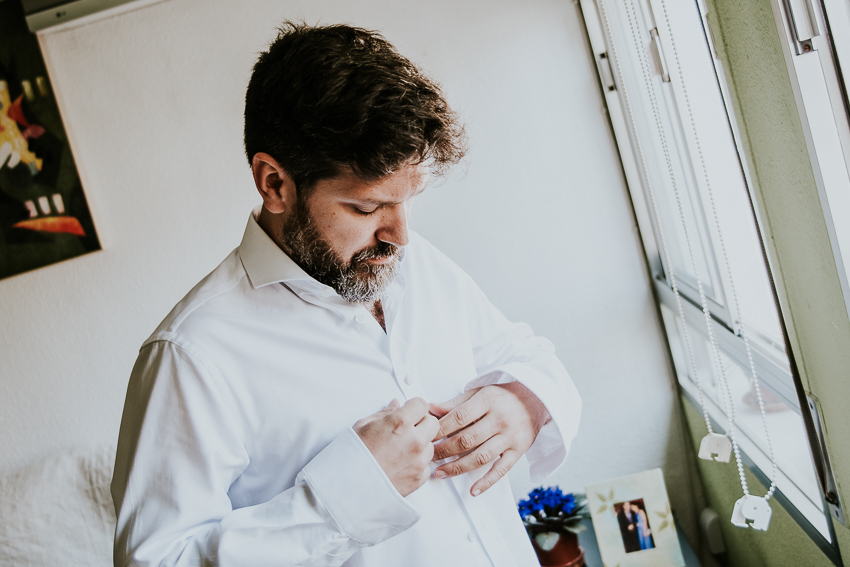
[288,280,507,567]
[449,480,518,567]
[385,281,506,567]
[379,274,425,402]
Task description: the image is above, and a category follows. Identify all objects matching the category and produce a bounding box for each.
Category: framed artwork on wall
[0,0,100,280]
[586,469,685,567]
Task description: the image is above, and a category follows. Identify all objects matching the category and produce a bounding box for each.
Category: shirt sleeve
[111,339,420,567]
[458,272,582,482]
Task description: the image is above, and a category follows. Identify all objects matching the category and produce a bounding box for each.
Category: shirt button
[355,314,365,323]
[467,531,476,542]
[405,374,414,385]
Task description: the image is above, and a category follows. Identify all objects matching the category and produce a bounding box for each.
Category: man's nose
[376,204,409,248]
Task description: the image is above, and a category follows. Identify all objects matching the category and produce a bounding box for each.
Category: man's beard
[281,199,402,303]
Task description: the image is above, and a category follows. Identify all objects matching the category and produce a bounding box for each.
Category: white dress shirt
[112,210,581,567]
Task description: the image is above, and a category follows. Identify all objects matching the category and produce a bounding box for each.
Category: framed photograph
[586,469,684,567]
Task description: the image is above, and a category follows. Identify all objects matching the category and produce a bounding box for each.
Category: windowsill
[575,516,701,567]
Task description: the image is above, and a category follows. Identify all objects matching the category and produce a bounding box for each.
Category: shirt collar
[238,207,409,306]
[238,207,325,290]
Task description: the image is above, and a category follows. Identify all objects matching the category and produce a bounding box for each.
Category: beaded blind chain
[595,0,727,453]
[595,0,717,448]
[653,0,777,530]
[597,0,778,531]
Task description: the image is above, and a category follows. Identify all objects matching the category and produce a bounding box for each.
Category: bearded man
[111,22,581,567]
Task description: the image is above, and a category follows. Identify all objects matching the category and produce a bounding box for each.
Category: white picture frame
[586,469,685,567]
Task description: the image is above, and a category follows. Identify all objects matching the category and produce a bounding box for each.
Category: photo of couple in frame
[587,469,684,566]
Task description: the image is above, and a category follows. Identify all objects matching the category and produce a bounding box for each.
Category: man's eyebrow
[349,198,396,206]
[347,190,426,207]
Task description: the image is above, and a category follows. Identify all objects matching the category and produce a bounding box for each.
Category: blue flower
[561,494,576,515]
[518,498,537,519]
[518,486,582,522]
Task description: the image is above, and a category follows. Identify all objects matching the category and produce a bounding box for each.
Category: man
[617,502,642,553]
[112,22,581,567]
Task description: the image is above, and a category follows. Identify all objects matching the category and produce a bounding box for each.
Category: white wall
[0,0,697,535]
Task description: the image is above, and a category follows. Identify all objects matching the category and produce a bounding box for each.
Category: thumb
[430,389,477,418]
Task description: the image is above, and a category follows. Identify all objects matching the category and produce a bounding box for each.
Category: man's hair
[244,22,467,192]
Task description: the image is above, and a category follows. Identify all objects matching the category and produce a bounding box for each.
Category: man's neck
[256,206,291,254]
[367,299,387,333]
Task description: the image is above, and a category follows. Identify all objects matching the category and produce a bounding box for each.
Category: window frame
[776,0,850,329]
[578,0,845,561]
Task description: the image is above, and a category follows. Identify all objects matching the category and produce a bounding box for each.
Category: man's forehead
[326,164,430,204]
[348,186,428,206]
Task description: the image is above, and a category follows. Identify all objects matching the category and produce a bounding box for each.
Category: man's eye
[355,208,378,216]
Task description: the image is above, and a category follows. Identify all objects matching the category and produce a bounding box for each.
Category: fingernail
[435,470,447,479]
[472,488,481,497]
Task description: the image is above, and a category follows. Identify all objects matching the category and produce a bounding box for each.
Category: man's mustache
[351,241,400,263]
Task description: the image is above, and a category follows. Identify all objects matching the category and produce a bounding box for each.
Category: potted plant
[518,487,589,567]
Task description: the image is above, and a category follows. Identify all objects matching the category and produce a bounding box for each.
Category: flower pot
[531,531,585,567]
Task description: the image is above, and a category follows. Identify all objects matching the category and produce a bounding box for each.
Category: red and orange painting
[0,1,100,280]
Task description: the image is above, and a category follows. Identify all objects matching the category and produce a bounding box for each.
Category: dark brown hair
[244,22,466,192]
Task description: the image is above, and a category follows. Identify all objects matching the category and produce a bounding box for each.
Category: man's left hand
[430,382,550,496]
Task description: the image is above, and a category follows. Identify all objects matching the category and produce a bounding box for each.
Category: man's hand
[354,397,439,497]
[430,382,550,497]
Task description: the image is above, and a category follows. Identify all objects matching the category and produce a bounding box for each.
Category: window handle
[597,52,617,92]
[650,28,671,82]
[782,0,819,53]
[804,395,844,525]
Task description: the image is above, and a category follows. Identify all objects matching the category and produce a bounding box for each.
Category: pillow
[0,445,116,567]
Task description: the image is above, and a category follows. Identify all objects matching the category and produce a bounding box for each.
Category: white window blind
[579,0,841,559]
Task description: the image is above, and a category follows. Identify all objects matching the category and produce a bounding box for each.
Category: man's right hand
[353,398,439,497]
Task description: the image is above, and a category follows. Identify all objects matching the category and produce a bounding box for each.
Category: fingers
[415,413,440,442]
[434,390,489,440]
[469,449,521,497]
[389,397,429,429]
[427,385,540,496]
[353,398,399,429]
[434,435,507,480]
[429,389,477,418]
[353,397,436,498]
[432,419,496,461]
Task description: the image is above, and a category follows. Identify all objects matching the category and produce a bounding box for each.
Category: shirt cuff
[465,362,581,482]
[299,427,422,545]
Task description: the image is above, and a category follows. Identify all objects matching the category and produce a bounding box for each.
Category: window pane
[661,304,829,539]
[602,0,724,306]
[656,0,786,355]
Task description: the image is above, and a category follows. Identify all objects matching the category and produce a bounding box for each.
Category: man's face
[279,163,428,303]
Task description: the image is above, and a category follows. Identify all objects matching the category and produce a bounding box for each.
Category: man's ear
[252,152,297,215]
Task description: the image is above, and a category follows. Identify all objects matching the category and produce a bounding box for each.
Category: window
[579,0,842,561]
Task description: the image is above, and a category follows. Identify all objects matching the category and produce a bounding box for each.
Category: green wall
[682,400,834,566]
[687,0,850,563]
